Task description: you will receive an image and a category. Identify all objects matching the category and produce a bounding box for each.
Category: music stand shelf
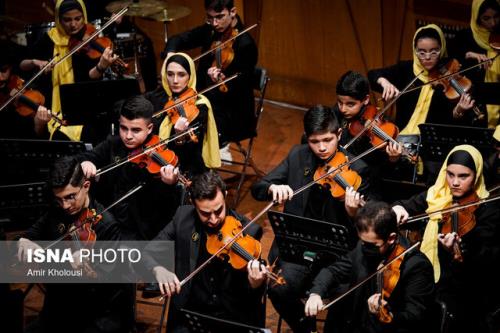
[182,309,272,333]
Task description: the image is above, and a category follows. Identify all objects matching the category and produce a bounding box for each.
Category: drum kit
[3,0,191,80]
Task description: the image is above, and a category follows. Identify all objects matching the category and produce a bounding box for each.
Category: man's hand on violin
[438,232,461,253]
[247,259,267,289]
[35,106,52,124]
[207,66,226,83]
[377,77,400,101]
[345,187,365,217]
[391,205,409,225]
[453,93,475,118]
[367,293,391,316]
[386,141,403,162]
[17,237,42,262]
[80,161,97,179]
[268,184,294,204]
[160,165,179,185]
[174,117,189,133]
[153,265,181,297]
[305,293,324,317]
[32,59,52,73]
[465,51,492,70]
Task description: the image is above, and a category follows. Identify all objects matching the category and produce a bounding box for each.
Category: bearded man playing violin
[251,105,372,333]
[17,156,133,333]
[305,201,435,333]
[142,171,267,332]
[392,145,500,333]
[78,95,182,240]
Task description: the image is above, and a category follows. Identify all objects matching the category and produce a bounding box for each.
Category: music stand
[0,182,49,230]
[181,309,272,333]
[267,210,351,268]
[418,123,494,162]
[60,78,141,143]
[0,139,88,185]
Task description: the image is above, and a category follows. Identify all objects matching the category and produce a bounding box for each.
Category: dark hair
[447,150,477,174]
[205,0,234,11]
[303,105,340,138]
[336,71,370,100]
[49,156,85,189]
[166,55,191,76]
[355,201,397,241]
[478,0,500,23]
[414,28,441,48]
[189,170,227,201]
[59,0,83,17]
[120,95,153,121]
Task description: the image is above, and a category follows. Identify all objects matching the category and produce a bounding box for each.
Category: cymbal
[146,5,191,22]
[105,0,168,17]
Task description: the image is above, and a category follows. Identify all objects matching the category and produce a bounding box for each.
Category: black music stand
[0,139,88,185]
[181,309,272,333]
[418,123,494,162]
[0,182,49,230]
[267,210,351,268]
[60,78,141,144]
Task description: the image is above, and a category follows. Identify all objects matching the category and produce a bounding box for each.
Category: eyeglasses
[415,49,441,59]
[206,12,228,24]
[54,186,83,205]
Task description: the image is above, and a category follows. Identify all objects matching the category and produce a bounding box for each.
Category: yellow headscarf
[159,53,221,168]
[401,24,447,135]
[47,0,87,141]
[470,0,500,128]
[421,144,489,282]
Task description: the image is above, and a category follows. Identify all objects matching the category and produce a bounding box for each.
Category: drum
[25,22,55,47]
[114,32,147,60]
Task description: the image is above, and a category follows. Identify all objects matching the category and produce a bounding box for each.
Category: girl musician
[145,52,221,176]
[19,0,119,142]
[449,0,500,128]
[368,24,482,134]
[392,145,500,333]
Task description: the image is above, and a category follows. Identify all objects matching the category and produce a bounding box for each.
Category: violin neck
[17,94,40,111]
[230,240,255,262]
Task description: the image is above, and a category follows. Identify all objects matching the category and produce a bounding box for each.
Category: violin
[66,207,102,277]
[69,23,128,72]
[205,215,285,285]
[376,243,406,323]
[210,27,237,93]
[348,105,417,163]
[429,59,485,121]
[129,134,191,186]
[440,191,479,262]
[163,88,200,143]
[313,150,362,200]
[0,74,65,125]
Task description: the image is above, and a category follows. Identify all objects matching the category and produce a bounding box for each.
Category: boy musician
[17,156,133,333]
[334,71,402,198]
[79,95,181,240]
[305,201,435,333]
[251,105,371,332]
[143,171,267,332]
[162,0,258,161]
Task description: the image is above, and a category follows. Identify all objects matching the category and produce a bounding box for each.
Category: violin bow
[44,183,144,250]
[192,23,258,62]
[401,192,500,227]
[342,70,425,150]
[152,73,239,119]
[51,7,128,68]
[95,125,200,177]
[0,56,58,113]
[321,242,420,311]
[159,141,386,300]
